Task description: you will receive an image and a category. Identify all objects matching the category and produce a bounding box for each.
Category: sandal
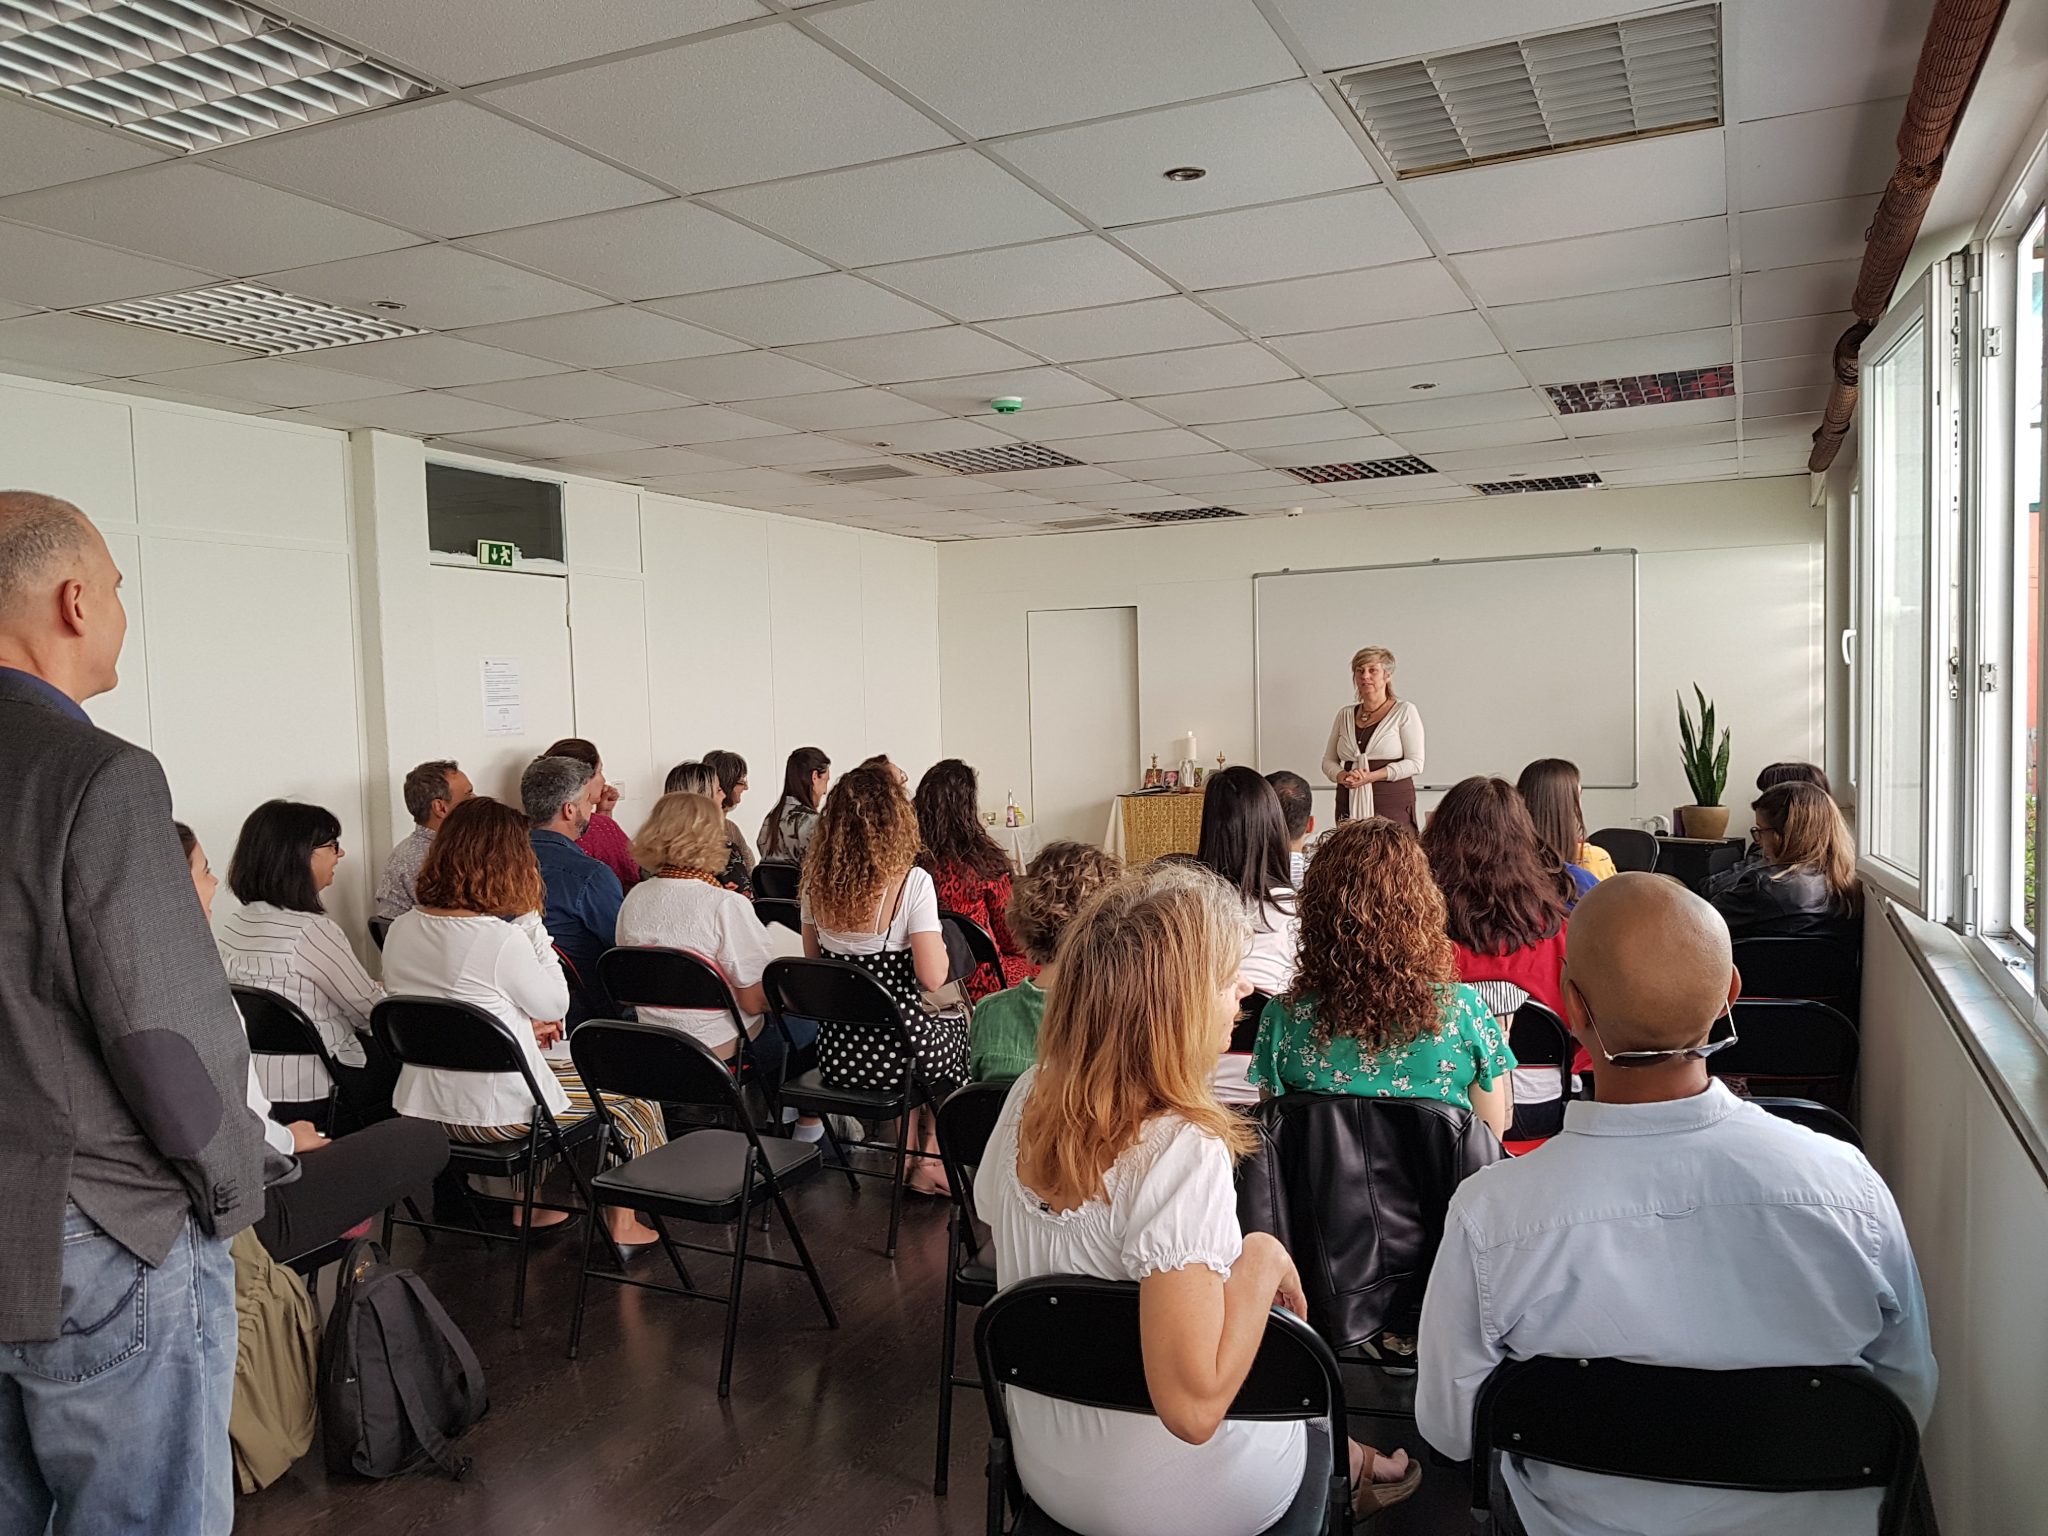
[1352,1451,1422,1521]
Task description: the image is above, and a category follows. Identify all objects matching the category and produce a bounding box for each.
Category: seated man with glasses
[1415,873,1935,1536]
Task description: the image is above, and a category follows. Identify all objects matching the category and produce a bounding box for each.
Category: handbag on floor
[319,1238,488,1480]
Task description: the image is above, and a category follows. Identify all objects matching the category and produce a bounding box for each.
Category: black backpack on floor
[319,1239,488,1480]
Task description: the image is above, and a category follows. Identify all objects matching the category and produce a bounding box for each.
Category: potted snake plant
[1676,685,1732,839]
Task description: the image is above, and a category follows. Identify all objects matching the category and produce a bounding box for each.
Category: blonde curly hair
[801,762,922,931]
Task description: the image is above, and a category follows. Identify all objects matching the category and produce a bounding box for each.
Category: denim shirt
[529,829,623,1022]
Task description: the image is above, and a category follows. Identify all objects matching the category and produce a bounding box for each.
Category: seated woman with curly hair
[967,839,1122,1082]
[1250,817,1514,1138]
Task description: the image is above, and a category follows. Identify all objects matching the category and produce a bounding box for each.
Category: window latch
[1980,661,2000,693]
[1983,325,2002,358]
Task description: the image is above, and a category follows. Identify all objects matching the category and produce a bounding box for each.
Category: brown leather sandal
[1352,1452,1423,1521]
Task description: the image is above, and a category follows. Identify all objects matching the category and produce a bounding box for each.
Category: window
[2015,209,2045,937]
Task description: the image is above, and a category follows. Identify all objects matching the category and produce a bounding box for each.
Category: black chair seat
[592,1126,822,1216]
[780,1065,919,1115]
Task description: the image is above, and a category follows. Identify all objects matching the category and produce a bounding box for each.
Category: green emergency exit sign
[477,539,517,568]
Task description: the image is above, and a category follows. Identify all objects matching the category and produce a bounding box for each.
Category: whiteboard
[1254,550,1639,792]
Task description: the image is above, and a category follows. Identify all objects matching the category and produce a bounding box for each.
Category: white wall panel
[569,570,656,810]
[428,565,573,805]
[769,520,867,767]
[142,537,368,937]
[132,407,348,542]
[566,480,642,572]
[0,380,135,524]
[859,532,942,781]
[92,529,151,750]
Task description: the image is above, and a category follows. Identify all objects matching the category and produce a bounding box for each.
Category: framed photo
[1162,769,1180,789]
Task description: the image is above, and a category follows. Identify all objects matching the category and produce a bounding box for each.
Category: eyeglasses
[316,838,341,853]
[1577,989,1740,1067]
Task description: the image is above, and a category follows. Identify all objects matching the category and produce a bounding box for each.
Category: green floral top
[1248,983,1516,1106]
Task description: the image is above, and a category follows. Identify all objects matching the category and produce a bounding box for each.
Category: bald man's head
[1561,873,1738,1054]
[0,491,126,703]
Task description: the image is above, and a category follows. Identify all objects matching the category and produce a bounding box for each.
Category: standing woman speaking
[1321,645,1425,829]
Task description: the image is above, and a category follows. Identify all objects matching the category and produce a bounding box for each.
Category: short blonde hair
[631,791,729,873]
[1351,645,1397,701]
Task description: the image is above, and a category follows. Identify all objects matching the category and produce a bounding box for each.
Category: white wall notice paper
[482,657,524,737]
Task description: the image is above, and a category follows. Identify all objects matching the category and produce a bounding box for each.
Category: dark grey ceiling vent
[1474,473,1604,494]
[904,442,1085,474]
[1282,456,1435,484]
[1126,506,1245,523]
[1544,365,1734,414]
[1046,515,1132,531]
[808,463,920,484]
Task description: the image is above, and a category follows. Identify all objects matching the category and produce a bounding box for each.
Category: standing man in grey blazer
[0,491,265,1535]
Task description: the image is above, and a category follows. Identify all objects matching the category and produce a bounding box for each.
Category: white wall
[0,373,373,939]
[937,478,1824,835]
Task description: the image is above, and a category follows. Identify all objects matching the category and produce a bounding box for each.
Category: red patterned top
[577,811,641,891]
[924,857,1036,1001]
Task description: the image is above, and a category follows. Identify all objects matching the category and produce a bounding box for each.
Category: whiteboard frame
[1251,547,1643,791]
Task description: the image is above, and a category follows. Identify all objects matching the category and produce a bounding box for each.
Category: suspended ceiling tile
[484,26,951,193]
[260,245,607,329]
[1557,396,1737,437]
[650,274,946,347]
[689,433,875,466]
[461,201,826,302]
[1734,97,1904,212]
[1039,428,1222,463]
[441,422,659,459]
[609,349,857,401]
[0,222,215,311]
[993,82,1374,227]
[307,391,547,436]
[1421,437,1601,471]
[977,400,1172,439]
[1320,352,1528,408]
[214,100,664,239]
[893,367,1115,415]
[1742,384,1832,418]
[321,334,575,389]
[1094,451,1267,480]
[1487,278,1733,353]
[865,235,1174,321]
[1243,434,1402,468]
[1118,189,1430,290]
[812,0,1301,139]
[982,297,1242,363]
[0,312,252,375]
[449,370,691,418]
[1518,328,1733,384]
[1263,0,1631,74]
[1270,311,1502,377]
[1739,260,1862,324]
[1740,311,1857,362]
[777,327,1039,386]
[704,148,1082,268]
[1360,388,1552,433]
[1740,353,1834,394]
[130,357,415,408]
[1450,218,1731,308]
[454,307,752,369]
[1203,260,1471,336]
[1741,196,1881,272]
[1198,411,1374,450]
[574,404,795,444]
[819,417,1017,453]
[1390,416,1568,453]
[733,390,950,431]
[0,96,170,199]
[1073,343,1297,397]
[1724,0,1928,122]
[1139,378,1342,426]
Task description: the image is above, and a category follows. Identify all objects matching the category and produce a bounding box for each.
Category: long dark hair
[1422,776,1571,954]
[761,745,830,859]
[1515,758,1587,871]
[914,758,1010,882]
[227,799,342,915]
[703,749,747,805]
[1195,766,1294,929]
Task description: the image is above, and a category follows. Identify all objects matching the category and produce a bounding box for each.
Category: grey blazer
[0,669,265,1341]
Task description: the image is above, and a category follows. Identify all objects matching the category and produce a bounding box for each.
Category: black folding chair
[232,984,345,1133]
[1752,1096,1865,1148]
[762,956,942,1258]
[1470,1356,1922,1535]
[977,1276,1353,1536]
[1734,935,1862,1020]
[597,945,780,1117]
[1713,1000,1861,1116]
[755,896,803,934]
[564,1022,836,1395]
[370,995,623,1326]
[937,908,1006,996]
[1587,826,1659,873]
[931,1082,1010,1495]
[368,916,390,950]
[752,861,801,900]
[1506,999,1572,1142]
[1230,987,1273,1057]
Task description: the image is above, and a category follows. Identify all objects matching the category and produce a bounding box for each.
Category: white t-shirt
[1239,890,1299,995]
[977,1068,1305,1536]
[381,909,573,1125]
[616,876,779,1050]
[804,865,941,954]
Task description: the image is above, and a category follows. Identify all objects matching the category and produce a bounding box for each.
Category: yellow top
[1577,842,1618,881]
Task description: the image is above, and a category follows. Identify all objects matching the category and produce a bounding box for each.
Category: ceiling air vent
[1283,456,1435,484]
[1337,4,1721,177]
[1544,364,1734,414]
[1126,506,1245,524]
[1045,515,1132,532]
[1474,473,1604,494]
[77,281,426,354]
[903,442,1085,474]
[808,463,920,484]
[0,0,438,152]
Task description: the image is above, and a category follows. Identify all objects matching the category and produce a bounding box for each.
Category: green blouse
[969,978,1046,1083]
[1248,982,1516,1106]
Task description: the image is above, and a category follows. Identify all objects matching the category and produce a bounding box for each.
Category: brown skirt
[1337,760,1417,830]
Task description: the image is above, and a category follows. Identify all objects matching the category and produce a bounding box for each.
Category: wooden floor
[237,1151,1472,1536]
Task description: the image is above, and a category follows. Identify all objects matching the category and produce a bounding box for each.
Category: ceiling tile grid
[0,0,1884,537]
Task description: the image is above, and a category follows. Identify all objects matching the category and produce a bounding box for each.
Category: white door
[430,565,576,805]
[1027,606,1139,846]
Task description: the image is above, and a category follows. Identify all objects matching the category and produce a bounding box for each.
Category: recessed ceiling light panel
[0,0,438,152]
[78,281,426,354]
[1127,506,1244,523]
[1544,364,1734,414]
[1474,473,1603,494]
[904,443,1084,474]
[1338,3,1721,177]
[1282,456,1436,484]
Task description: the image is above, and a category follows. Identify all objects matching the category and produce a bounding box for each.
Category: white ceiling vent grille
[1337,4,1721,177]
[78,281,426,353]
[1127,506,1245,524]
[1474,473,1603,494]
[1046,515,1132,531]
[0,0,437,152]
[1282,456,1435,484]
[808,464,920,485]
[904,443,1084,474]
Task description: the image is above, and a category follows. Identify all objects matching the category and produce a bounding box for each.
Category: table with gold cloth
[1102,789,1206,864]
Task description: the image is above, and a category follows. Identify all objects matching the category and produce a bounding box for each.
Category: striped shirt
[218,901,382,1103]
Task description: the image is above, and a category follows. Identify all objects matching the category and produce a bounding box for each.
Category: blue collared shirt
[1417,1081,1936,1536]
[0,666,89,724]
[529,828,623,1022]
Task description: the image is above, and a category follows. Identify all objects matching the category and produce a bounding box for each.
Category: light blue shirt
[1417,1081,1935,1536]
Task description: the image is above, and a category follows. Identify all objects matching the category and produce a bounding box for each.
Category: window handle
[1840,628,1856,666]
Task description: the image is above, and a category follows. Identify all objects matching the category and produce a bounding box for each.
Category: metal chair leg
[512,1153,538,1328]
[933,1228,960,1494]
[770,1181,837,1329]
[717,1160,754,1399]
[886,1096,909,1259]
[819,1115,860,1194]
[652,1212,694,1292]
[565,1192,601,1360]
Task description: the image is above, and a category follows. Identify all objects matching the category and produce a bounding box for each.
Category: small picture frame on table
[1162,769,1180,789]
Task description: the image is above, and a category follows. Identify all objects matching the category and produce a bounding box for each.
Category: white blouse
[381,909,572,1125]
[803,865,941,955]
[1320,698,1426,818]
[217,901,381,1103]
[977,1068,1306,1536]
[616,876,781,1050]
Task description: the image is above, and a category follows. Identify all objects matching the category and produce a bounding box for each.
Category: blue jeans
[0,1202,238,1535]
